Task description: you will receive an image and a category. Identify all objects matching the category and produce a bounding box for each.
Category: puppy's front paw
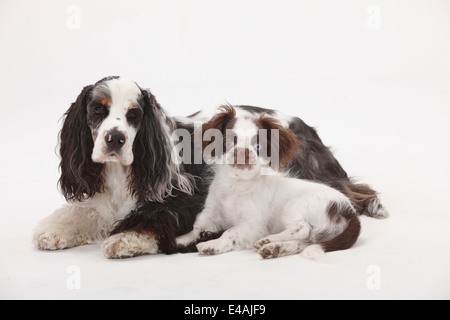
[196,239,231,255]
[102,232,159,259]
[176,234,196,248]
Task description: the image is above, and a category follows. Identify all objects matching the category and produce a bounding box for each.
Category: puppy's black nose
[105,131,126,150]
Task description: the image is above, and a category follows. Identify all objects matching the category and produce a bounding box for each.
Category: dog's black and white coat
[33,76,196,258]
[33,76,387,259]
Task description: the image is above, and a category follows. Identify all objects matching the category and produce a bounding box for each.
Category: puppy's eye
[255,144,262,151]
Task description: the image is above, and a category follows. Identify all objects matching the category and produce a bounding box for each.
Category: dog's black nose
[105,131,126,150]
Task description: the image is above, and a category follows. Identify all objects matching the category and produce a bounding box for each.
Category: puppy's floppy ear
[59,84,104,201]
[257,114,300,168]
[202,105,237,134]
[195,105,237,154]
[130,89,192,202]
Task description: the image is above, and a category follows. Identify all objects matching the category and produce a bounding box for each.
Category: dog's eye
[127,109,142,122]
[126,108,142,127]
[127,110,137,120]
[255,144,262,151]
[94,106,107,115]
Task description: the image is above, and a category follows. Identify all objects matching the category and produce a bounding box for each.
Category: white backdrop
[0,0,449,300]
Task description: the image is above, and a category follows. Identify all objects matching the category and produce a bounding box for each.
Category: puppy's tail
[338,181,389,219]
[320,214,361,252]
[301,211,362,259]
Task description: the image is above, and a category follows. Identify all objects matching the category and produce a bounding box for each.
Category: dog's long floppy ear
[194,105,237,157]
[257,114,300,168]
[201,105,237,134]
[59,84,104,202]
[130,89,193,203]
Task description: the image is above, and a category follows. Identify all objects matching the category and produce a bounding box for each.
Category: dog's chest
[103,163,136,219]
[214,177,263,225]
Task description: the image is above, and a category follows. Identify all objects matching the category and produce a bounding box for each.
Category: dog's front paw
[102,232,159,259]
[33,228,91,251]
[34,231,71,250]
[196,239,231,255]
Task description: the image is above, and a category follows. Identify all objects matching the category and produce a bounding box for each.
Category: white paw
[33,228,91,250]
[101,232,159,259]
[34,232,70,250]
[176,233,196,248]
[196,238,231,255]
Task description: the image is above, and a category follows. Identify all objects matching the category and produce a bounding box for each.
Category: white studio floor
[0,0,449,300]
[1,211,449,300]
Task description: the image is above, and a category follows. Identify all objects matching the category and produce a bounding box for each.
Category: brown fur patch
[326,202,344,224]
[140,231,158,239]
[319,215,361,252]
[195,105,237,157]
[340,183,378,213]
[203,105,236,134]
[100,97,111,106]
[254,114,300,168]
[319,203,361,253]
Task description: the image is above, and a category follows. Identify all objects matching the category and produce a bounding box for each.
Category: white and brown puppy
[176,106,361,259]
